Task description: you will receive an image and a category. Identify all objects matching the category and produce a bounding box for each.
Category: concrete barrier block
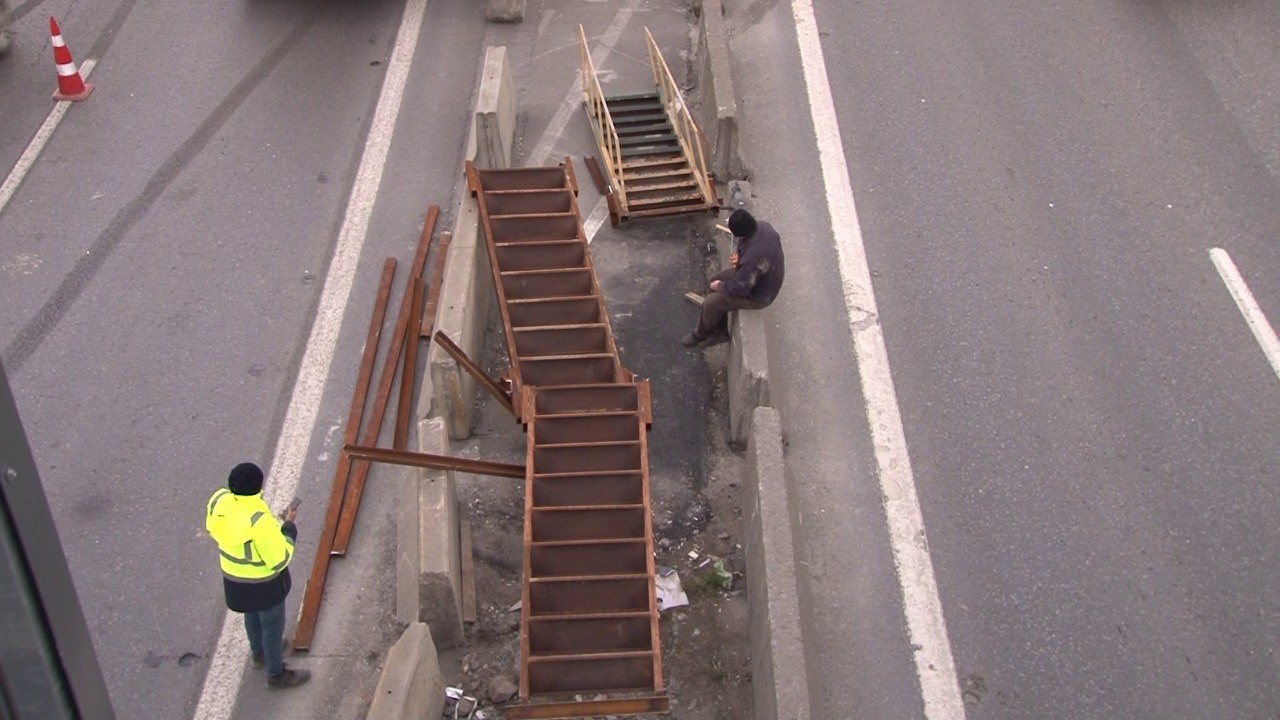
[425,45,513,441]
[475,47,516,170]
[485,0,525,23]
[743,408,811,720]
[396,417,464,648]
[696,0,747,180]
[366,623,445,720]
[729,310,769,445]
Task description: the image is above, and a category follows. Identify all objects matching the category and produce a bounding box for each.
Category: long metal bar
[394,277,424,450]
[432,330,514,417]
[419,230,452,339]
[342,444,525,479]
[293,257,397,651]
[331,207,440,557]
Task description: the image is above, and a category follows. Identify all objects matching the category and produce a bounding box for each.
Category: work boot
[704,329,731,346]
[681,332,702,348]
[266,666,311,689]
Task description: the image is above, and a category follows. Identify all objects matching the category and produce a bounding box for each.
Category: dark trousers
[243,601,286,676]
[695,267,767,338]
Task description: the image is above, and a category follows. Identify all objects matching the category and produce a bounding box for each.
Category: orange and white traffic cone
[50,16,93,102]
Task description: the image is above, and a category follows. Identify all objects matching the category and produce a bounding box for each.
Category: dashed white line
[190,1,430,718]
[0,59,97,215]
[1210,247,1280,380]
[790,1,967,718]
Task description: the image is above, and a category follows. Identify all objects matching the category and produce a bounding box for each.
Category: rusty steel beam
[419,230,452,339]
[394,277,424,450]
[432,330,514,417]
[583,155,610,196]
[293,257,397,652]
[342,444,524,479]
[331,206,440,557]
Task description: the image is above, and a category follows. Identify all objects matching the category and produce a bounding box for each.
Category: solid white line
[789,1,967,718]
[582,196,609,243]
[526,1,637,167]
[1210,248,1280,380]
[0,59,97,214]
[190,1,430,718]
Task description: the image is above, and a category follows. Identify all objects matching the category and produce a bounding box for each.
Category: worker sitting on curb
[682,208,785,348]
[205,463,311,689]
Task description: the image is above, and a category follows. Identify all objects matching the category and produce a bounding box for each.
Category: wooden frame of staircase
[579,25,630,219]
[643,28,717,212]
[578,25,718,224]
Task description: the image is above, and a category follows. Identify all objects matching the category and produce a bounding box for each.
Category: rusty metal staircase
[579,26,718,225]
[466,160,669,719]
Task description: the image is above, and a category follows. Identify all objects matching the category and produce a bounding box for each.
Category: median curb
[743,407,811,720]
[425,45,515,441]
[365,622,446,720]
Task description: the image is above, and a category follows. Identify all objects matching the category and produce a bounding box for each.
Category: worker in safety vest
[205,462,311,688]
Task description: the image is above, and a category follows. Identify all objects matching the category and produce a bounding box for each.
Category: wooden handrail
[578,26,629,214]
[644,28,714,205]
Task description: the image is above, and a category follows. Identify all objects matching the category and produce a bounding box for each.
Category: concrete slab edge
[744,407,811,720]
[365,622,446,720]
[424,45,516,441]
[697,0,748,181]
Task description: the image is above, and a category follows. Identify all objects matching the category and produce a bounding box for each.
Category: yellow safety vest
[205,489,294,582]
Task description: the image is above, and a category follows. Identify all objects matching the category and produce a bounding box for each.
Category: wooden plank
[292,257,397,652]
[460,518,477,623]
[583,156,611,196]
[330,207,440,557]
[683,291,704,307]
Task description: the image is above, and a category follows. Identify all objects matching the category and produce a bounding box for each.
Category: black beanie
[228,462,264,496]
[727,208,757,238]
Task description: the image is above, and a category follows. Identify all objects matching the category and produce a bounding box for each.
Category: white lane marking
[190,1,430,717]
[525,1,637,166]
[0,60,97,215]
[1210,248,1280,380]
[790,1,967,718]
[583,196,609,242]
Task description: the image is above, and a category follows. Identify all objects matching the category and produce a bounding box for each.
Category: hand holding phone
[280,497,301,523]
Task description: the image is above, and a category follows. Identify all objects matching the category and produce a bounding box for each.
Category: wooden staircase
[579,26,718,225]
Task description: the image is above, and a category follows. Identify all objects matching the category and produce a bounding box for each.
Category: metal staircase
[466,160,669,719]
[579,26,718,225]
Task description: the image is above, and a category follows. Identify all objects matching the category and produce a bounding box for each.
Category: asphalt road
[734,0,1280,718]
[1,0,486,717]
[5,0,1278,718]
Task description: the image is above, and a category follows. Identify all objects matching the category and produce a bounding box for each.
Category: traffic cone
[50,16,93,102]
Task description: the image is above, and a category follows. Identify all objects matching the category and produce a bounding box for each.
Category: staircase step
[604,91,660,103]
[614,122,674,136]
[626,179,698,195]
[619,134,677,148]
[611,111,667,125]
[620,145,681,158]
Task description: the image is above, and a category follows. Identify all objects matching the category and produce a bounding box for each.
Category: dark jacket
[723,220,785,305]
[223,521,297,613]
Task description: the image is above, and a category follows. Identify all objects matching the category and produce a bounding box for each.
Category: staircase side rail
[579,26,629,215]
[644,28,715,206]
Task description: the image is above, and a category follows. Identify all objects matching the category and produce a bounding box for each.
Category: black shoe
[704,330,731,346]
[251,653,264,669]
[266,667,311,689]
[681,332,703,348]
